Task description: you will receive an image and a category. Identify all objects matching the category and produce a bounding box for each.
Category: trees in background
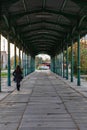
[68,41,87,74]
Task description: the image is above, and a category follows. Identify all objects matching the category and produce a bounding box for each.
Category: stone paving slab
[1,71,87,129]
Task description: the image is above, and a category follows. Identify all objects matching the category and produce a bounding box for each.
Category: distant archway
[35,54,51,70]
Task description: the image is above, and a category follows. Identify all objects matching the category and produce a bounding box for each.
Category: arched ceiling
[0,0,87,57]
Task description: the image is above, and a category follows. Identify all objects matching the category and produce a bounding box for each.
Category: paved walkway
[0,70,87,130]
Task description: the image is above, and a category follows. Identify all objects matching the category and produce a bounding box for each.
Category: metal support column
[53,57,55,73]
[7,34,11,86]
[0,34,1,92]
[14,43,16,69]
[22,52,25,76]
[63,48,65,78]
[66,43,68,80]
[60,53,63,76]
[21,48,23,69]
[24,53,26,76]
[71,40,74,82]
[77,33,81,86]
[26,54,28,75]
[19,47,21,66]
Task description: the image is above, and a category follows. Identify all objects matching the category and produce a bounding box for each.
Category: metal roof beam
[17,20,70,29]
[23,33,62,39]
[10,8,77,21]
[21,27,66,34]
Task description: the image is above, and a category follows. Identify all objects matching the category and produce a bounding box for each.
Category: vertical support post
[27,55,29,74]
[60,53,62,76]
[26,54,27,75]
[63,48,65,78]
[21,48,23,69]
[66,43,68,80]
[23,51,25,77]
[53,57,55,73]
[77,33,80,86]
[71,40,73,82]
[55,55,57,74]
[7,34,11,86]
[19,47,21,66]
[0,34,1,92]
[24,53,26,76]
[14,43,16,69]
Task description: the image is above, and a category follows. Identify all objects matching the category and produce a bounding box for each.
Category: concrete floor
[0,70,87,130]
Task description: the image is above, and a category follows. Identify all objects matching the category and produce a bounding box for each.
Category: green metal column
[24,53,26,76]
[19,47,21,66]
[14,43,16,69]
[63,48,65,78]
[0,34,1,92]
[28,55,31,73]
[50,57,53,72]
[60,53,63,76]
[27,55,29,74]
[23,51,25,76]
[66,43,68,80]
[55,55,57,74]
[23,51,25,77]
[21,48,23,69]
[26,54,28,75]
[53,57,55,73]
[7,34,11,86]
[77,33,81,86]
[71,40,74,82]
[30,57,32,73]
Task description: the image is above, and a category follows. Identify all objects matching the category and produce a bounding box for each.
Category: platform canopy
[0,0,87,56]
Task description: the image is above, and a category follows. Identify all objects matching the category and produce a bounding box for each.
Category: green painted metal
[24,53,27,76]
[10,8,77,21]
[18,20,70,29]
[0,35,1,92]
[26,54,28,75]
[61,0,67,9]
[27,39,57,44]
[3,15,9,28]
[72,0,87,6]
[23,33,61,40]
[26,35,59,41]
[22,27,66,35]
[31,57,35,72]
[29,56,31,73]
[21,48,23,68]
[77,33,80,86]
[71,40,73,82]
[78,15,87,28]
[22,52,25,76]
[2,0,19,4]
[63,48,65,78]
[66,43,68,80]
[60,53,63,76]
[7,35,11,86]
[30,41,55,46]
[53,57,55,73]
[55,55,57,74]
[14,43,16,69]
[19,48,21,66]
[43,0,46,9]
[27,55,29,74]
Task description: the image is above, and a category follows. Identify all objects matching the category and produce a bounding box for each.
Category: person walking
[13,65,23,91]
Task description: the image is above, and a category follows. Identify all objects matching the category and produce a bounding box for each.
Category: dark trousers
[16,82,20,91]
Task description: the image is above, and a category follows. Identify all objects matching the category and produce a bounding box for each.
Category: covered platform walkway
[0,70,87,130]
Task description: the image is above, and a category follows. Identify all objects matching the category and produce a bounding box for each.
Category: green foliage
[10,55,19,68]
[68,42,87,74]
